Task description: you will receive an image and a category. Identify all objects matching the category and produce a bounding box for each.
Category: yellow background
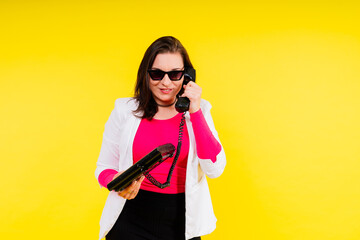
[1,1,360,239]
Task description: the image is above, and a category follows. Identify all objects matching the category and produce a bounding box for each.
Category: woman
[95,36,226,240]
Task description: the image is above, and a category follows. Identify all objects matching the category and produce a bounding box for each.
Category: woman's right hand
[113,172,145,200]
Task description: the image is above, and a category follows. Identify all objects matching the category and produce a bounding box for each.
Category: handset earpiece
[175,68,196,113]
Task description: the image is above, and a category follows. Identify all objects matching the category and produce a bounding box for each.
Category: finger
[118,175,145,199]
[182,89,199,100]
[185,81,199,88]
[130,189,139,199]
[137,175,145,184]
[119,189,135,199]
[124,187,138,200]
[122,192,132,200]
[117,180,137,197]
[118,188,131,197]
[186,86,201,95]
[128,180,138,191]
[184,83,201,93]
[131,179,142,194]
[128,177,144,199]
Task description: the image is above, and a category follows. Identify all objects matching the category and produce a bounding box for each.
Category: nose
[160,74,172,86]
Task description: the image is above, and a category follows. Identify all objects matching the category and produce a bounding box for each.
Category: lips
[160,88,172,94]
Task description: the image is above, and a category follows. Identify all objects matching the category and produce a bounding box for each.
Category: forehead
[152,52,184,70]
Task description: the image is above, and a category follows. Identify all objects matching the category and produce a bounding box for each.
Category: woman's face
[149,52,184,106]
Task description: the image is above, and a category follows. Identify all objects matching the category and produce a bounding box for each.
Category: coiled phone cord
[143,112,186,189]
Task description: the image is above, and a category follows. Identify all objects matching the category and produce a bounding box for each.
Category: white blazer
[95,98,226,240]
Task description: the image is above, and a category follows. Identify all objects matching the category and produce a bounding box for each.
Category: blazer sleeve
[197,100,226,178]
[95,100,122,187]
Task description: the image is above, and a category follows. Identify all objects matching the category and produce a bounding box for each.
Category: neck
[153,100,179,120]
[156,99,177,107]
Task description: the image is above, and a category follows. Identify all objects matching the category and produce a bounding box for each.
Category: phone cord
[143,112,186,189]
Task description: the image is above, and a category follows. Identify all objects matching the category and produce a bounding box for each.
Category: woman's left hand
[181,81,202,114]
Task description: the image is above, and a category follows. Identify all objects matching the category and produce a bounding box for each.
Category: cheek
[149,81,158,92]
[173,81,184,93]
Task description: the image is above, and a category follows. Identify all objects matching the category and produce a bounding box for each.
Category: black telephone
[175,67,196,113]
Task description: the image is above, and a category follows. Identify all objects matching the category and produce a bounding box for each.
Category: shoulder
[114,97,138,111]
[112,97,139,121]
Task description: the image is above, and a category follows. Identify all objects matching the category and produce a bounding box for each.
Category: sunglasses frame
[147,69,185,81]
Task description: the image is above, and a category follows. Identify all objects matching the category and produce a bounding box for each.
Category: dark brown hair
[133,36,193,120]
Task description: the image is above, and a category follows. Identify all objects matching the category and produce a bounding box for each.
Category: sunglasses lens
[148,70,184,81]
[149,70,165,80]
[168,71,184,80]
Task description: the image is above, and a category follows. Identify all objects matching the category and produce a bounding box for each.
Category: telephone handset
[175,67,196,113]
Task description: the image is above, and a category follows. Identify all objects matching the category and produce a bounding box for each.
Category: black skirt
[106,189,201,240]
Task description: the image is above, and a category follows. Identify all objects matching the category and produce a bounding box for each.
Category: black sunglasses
[147,69,185,81]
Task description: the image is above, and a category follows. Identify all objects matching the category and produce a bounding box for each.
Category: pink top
[133,112,189,193]
[98,109,222,193]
